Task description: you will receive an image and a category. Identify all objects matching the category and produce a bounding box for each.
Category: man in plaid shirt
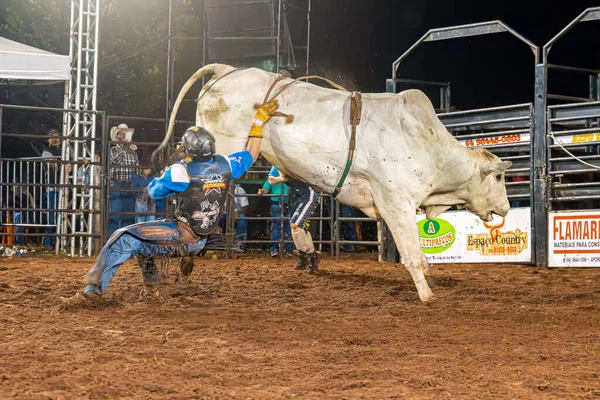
[109,123,139,235]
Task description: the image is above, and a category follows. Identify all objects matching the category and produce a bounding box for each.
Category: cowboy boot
[136,254,158,284]
[180,256,195,276]
[307,252,320,274]
[295,251,308,270]
[59,291,100,307]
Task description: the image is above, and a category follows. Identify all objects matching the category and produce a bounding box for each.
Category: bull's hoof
[420,294,437,304]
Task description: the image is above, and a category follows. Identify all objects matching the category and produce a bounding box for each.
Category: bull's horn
[151,63,234,166]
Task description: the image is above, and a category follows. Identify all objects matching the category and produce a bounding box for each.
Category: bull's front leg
[379,204,435,303]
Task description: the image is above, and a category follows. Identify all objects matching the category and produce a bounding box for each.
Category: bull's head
[464,149,512,222]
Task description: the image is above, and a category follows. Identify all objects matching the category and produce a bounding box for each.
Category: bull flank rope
[257,73,363,198]
[197,68,363,197]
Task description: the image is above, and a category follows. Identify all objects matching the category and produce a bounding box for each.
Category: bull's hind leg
[378,203,435,303]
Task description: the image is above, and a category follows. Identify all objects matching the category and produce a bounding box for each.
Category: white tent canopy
[0,36,69,83]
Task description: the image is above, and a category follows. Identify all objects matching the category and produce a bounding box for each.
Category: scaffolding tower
[60,0,100,257]
[166,0,311,125]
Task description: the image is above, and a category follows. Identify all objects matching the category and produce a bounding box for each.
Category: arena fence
[0,104,103,255]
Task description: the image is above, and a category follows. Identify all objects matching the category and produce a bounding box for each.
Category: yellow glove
[249,100,279,138]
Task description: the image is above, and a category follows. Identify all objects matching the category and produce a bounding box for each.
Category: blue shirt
[131,173,154,200]
[148,151,253,200]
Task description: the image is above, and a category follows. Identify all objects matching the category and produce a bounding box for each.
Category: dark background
[1,0,600,155]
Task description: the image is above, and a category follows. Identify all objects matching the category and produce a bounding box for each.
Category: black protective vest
[175,155,232,235]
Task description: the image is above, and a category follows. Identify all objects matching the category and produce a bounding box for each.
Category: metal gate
[385,20,538,265]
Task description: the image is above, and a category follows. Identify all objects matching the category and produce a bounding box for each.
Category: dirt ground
[1,252,600,399]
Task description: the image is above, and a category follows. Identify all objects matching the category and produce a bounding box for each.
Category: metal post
[276,0,282,73]
[590,74,599,101]
[63,0,100,256]
[101,115,109,244]
[278,182,284,257]
[533,63,548,267]
[0,108,3,159]
[334,198,340,261]
[226,181,235,258]
[165,0,173,133]
[306,0,311,75]
[318,194,323,252]
[329,195,334,259]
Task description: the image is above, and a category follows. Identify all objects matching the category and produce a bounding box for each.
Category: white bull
[157,63,512,302]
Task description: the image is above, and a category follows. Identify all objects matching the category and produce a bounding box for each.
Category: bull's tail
[151,63,235,166]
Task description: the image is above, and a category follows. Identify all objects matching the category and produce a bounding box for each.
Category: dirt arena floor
[1,251,600,399]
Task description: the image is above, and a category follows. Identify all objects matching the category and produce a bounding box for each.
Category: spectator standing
[41,129,62,249]
[258,166,293,256]
[108,123,139,235]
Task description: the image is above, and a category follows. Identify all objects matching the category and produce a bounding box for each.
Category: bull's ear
[481,160,512,176]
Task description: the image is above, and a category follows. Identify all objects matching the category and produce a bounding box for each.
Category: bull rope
[547,131,600,170]
[198,69,362,197]
[256,74,362,197]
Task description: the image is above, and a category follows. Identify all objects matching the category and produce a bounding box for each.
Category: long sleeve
[148,164,190,200]
[226,150,254,180]
[109,145,126,165]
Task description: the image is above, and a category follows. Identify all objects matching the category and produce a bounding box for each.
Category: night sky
[308,0,600,109]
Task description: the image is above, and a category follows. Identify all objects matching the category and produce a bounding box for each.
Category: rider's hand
[249,100,280,138]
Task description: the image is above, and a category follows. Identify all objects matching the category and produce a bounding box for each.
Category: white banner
[458,133,530,148]
[415,208,531,263]
[548,211,600,267]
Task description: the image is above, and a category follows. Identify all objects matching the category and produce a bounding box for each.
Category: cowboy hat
[110,123,135,142]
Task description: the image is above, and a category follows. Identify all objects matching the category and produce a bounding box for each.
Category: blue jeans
[135,199,156,224]
[109,181,135,236]
[42,190,58,247]
[341,205,359,242]
[270,203,293,253]
[83,219,208,296]
[155,201,166,218]
[12,212,27,246]
[236,212,248,249]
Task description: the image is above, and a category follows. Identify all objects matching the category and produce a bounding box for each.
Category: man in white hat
[109,123,139,235]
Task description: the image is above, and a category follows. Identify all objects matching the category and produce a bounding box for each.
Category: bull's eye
[495,174,502,182]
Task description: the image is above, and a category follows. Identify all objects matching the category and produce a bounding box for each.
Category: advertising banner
[458,133,530,148]
[415,208,531,263]
[549,211,600,267]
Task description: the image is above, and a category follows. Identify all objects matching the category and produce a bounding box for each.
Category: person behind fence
[6,185,36,246]
[340,204,360,252]
[41,129,62,249]
[288,179,322,273]
[108,123,139,235]
[217,183,250,251]
[60,100,280,305]
[131,165,156,224]
[258,166,294,256]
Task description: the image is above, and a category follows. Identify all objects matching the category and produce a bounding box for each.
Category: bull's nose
[497,202,510,217]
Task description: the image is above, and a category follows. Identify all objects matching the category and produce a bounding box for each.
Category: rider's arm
[147,164,190,200]
[226,100,280,179]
